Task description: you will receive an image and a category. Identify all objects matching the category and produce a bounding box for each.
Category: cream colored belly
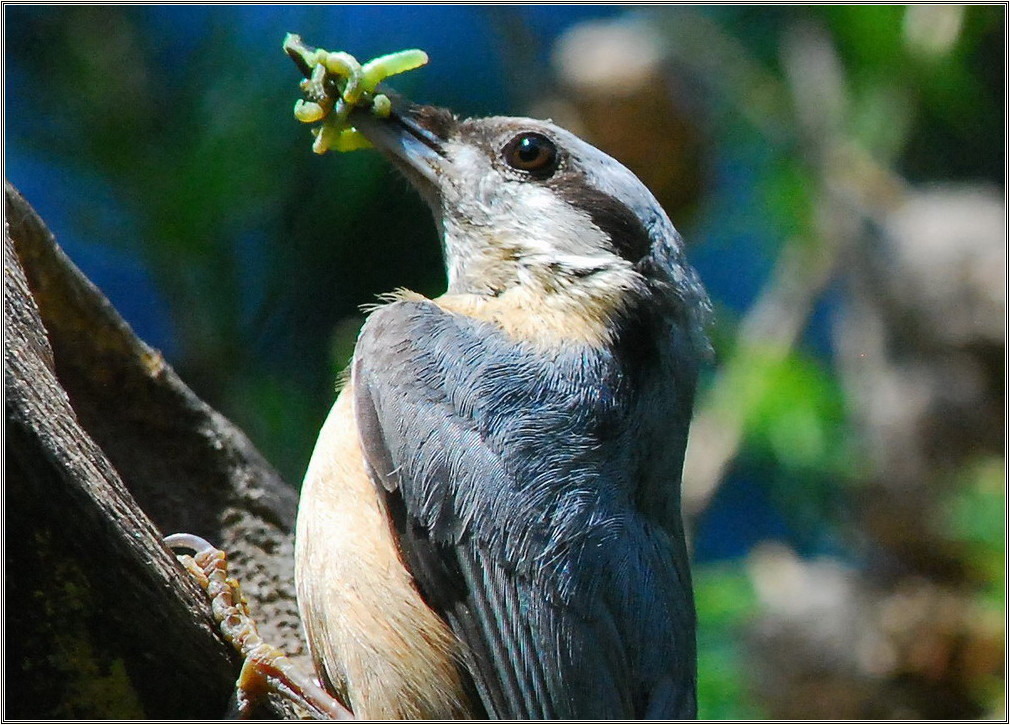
[294,385,472,719]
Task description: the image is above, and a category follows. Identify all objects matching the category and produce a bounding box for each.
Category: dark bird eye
[503,132,559,176]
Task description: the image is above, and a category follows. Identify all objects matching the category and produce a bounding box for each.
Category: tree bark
[4,183,306,718]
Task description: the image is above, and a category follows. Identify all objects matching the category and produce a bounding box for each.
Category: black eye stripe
[588,200,653,263]
[548,179,653,263]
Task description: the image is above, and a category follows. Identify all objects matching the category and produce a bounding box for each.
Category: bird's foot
[165,533,353,720]
[282,33,427,154]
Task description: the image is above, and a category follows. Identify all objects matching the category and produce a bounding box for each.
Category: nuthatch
[295,95,709,719]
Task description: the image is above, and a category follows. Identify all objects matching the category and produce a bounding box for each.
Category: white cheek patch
[450,144,487,178]
[506,184,612,258]
[440,137,639,287]
[443,143,506,219]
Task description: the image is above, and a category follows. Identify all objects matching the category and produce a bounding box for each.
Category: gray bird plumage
[297,97,709,719]
[353,294,701,718]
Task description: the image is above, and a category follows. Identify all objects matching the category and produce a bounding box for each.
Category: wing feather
[352,299,695,718]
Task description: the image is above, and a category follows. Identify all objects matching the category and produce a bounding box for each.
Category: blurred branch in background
[662,12,909,526]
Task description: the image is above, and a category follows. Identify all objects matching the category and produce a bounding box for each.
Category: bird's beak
[351,99,455,208]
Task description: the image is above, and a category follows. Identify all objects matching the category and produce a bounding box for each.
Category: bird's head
[353,99,708,349]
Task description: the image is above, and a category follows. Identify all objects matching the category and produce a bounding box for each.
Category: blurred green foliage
[942,458,1006,610]
[735,346,850,477]
[695,564,764,719]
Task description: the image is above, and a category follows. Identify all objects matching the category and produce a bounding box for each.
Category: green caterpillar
[284,33,428,154]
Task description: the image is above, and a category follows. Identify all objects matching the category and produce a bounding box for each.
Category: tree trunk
[4,183,306,718]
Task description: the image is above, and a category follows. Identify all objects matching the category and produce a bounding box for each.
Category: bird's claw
[166,533,353,720]
[283,33,427,154]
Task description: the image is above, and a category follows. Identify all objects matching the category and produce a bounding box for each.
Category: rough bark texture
[4,183,307,718]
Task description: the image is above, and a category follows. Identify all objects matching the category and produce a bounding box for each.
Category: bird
[294,94,710,719]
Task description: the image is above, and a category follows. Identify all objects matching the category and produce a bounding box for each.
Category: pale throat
[435,230,645,349]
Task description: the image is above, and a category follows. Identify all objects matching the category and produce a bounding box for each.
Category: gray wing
[353,300,695,719]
